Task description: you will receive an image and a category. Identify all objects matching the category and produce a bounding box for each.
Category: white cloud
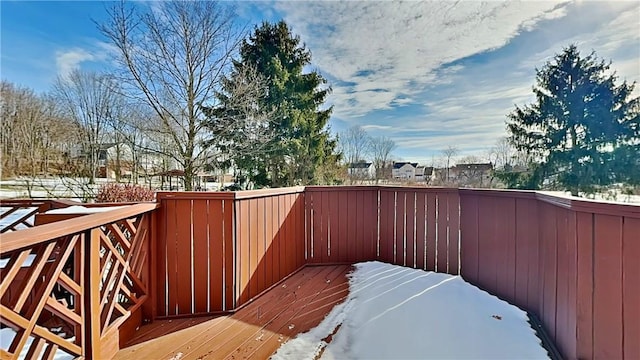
[276,1,569,118]
[55,48,95,78]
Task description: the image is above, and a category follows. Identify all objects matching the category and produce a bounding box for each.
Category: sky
[1,1,639,165]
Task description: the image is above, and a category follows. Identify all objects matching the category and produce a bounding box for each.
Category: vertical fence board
[459,194,478,283]
[576,211,594,360]
[347,191,358,263]
[415,192,427,271]
[257,198,266,296]
[164,199,179,316]
[365,190,377,260]
[448,192,460,275]
[436,193,449,273]
[192,200,209,313]
[379,191,391,263]
[175,200,193,314]
[541,203,558,341]
[497,197,516,303]
[156,199,168,316]
[271,197,281,284]
[238,201,249,305]
[593,214,623,360]
[514,198,530,309]
[223,199,234,310]
[555,208,570,356]
[405,191,416,268]
[264,197,274,290]
[337,192,349,263]
[208,200,225,312]
[476,196,495,292]
[623,217,640,360]
[565,210,578,360]
[425,193,437,271]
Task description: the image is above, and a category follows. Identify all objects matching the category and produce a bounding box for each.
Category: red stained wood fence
[459,189,640,360]
[155,188,305,317]
[305,187,460,275]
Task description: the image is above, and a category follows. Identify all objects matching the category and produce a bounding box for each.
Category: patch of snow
[273,261,549,360]
[0,328,75,359]
[0,207,36,231]
[45,205,128,214]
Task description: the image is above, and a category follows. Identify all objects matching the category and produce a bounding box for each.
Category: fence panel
[234,189,306,308]
[156,193,234,316]
[459,189,640,360]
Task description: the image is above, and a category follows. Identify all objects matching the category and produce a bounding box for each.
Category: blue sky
[2,1,639,164]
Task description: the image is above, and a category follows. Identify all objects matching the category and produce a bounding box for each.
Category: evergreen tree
[216,21,340,187]
[506,45,639,195]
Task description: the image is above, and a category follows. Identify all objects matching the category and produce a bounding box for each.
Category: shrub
[96,183,155,203]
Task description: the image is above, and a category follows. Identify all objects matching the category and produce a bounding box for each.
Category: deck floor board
[115,265,351,360]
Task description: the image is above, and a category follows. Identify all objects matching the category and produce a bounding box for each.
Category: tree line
[2,2,342,191]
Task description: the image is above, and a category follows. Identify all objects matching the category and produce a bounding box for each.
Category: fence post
[83,228,102,359]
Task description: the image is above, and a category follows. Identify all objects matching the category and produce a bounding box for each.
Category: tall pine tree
[221,21,340,187]
[507,45,639,195]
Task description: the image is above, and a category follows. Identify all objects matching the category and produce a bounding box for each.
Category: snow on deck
[273,261,549,360]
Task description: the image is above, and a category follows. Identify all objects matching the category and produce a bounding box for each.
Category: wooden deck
[115,265,352,360]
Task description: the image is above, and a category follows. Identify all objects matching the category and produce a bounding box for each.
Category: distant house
[392,162,418,180]
[415,166,434,183]
[452,163,494,186]
[348,161,375,179]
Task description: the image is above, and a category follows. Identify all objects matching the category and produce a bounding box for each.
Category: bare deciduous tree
[441,145,459,183]
[339,126,371,184]
[53,69,119,184]
[370,136,396,183]
[99,1,242,190]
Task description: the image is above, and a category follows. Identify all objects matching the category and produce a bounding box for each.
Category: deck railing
[2,186,638,359]
[0,203,157,359]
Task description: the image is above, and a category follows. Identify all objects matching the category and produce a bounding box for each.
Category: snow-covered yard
[273,261,549,360]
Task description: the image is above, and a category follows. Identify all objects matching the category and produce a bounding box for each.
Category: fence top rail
[0,202,158,253]
[157,186,306,201]
[306,185,459,193]
[460,188,640,217]
[535,191,640,217]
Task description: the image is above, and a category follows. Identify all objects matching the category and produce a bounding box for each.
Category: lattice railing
[0,203,156,359]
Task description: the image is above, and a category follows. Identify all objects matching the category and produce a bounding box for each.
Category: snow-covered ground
[273,261,549,360]
[0,328,74,360]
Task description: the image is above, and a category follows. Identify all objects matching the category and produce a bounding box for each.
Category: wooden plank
[365,190,378,261]
[540,202,558,341]
[164,200,178,316]
[256,197,266,296]
[448,191,460,275]
[497,197,516,303]
[378,190,391,263]
[355,190,365,262]
[238,200,250,306]
[284,194,294,275]
[623,217,640,360]
[328,191,340,263]
[223,199,234,311]
[554,207,570,357]
[192,200,209,313]
[575,211,594,360]
[1,203,158,253]
[476,196,495,293]
[249,198,259,300]
[459,193,478,282]
[347,190,358,263]
[271,196,281,283]
[436,192,449,272]
[565,210,578,360]
[514,198,530,310]
[264,197,274,290]
[208,199,224,312]
[393,191,406,265]
[425,192,437,271]
[319,191,329,264]
[593,214,623,360]
[175,199,193,315]
[405,191,416,268]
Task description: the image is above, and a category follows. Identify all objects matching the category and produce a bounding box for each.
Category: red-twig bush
[96,183,155,203]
